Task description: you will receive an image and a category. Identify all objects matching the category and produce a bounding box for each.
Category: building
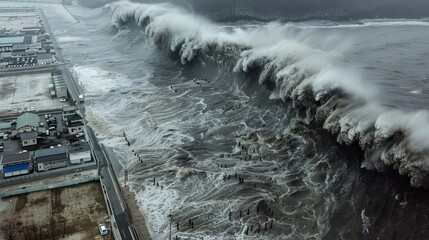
[21,131,37,147]
[34,147,67,171]
[1,152,32,178]
[0,122,12,133]
[52,74,68,98]
[69,144,92,164]
[16,113,39,133]
[37,53,53,65]
[67,113,84,134]
[11,43,28,52]
[0,36,25,45]
[62,105,77,122]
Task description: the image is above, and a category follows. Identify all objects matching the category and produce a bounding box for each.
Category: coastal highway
[39,9,136,240]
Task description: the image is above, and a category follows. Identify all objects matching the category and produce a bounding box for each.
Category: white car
[59,98,67,102]
[76,132,84,138]
[98,224,108,236]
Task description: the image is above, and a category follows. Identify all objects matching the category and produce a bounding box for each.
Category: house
[69,144,92,164]
[16,113,39,133]
[62,105,77,122]
[34,147,67,171]
[20,131,37,147]
[67,113,84,134]
[1,152,32,178]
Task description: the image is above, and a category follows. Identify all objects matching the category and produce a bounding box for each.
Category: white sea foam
[105,1,429,187]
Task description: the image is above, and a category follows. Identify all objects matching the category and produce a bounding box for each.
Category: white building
[69,149,91,164]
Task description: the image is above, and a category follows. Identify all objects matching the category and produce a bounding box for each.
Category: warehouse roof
[0,36,24,45]
[1,152,31,165]
[17,113,39,129]
[0,122,11,130]
[35,147,66,163]
[12,44,28,51]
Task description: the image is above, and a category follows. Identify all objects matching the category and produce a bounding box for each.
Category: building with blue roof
[0,152,32,178]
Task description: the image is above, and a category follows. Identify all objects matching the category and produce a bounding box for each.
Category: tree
[0,221,21,240]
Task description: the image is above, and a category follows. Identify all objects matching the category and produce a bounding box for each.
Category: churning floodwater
[18,1,429,239]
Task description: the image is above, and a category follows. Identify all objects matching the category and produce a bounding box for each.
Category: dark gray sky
[80,0,429,21]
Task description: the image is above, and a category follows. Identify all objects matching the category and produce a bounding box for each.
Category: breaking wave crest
[105,1,429,187]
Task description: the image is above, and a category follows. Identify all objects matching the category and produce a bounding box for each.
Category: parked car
[48,126,56,130]
[59,98,67,102]
[45,130,50,136]
[3,134,8,140]
[98,224,108,236]
[76,132,84,138]
[39,122,44,127]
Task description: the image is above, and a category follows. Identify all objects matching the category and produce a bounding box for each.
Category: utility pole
[124,169,128,186]
[168,213,173,240]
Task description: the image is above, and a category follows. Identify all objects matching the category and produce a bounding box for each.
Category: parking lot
[0,15,38,30]
[0,73,68,115]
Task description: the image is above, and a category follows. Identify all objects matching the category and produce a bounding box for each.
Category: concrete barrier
[0,175,99,198]
[0,162,97,188]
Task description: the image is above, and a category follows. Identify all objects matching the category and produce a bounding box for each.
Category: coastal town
[0,6,143,240]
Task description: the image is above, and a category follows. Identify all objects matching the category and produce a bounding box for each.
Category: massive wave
[105,1,429,188]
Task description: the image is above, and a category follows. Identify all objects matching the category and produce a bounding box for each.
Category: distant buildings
[0,10,56,68]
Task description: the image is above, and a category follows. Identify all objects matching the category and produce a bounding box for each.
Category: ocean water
[21,2,429,239]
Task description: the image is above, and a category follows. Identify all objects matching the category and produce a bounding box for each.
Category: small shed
[69,149,91,164]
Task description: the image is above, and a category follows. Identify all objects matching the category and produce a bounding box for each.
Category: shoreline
[103,144,152,239]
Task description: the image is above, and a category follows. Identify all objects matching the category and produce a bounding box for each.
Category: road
[39,8,136,240]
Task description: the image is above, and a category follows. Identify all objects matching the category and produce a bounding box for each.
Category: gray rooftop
[1,152,31,165]
[35,147,66,158]
[35,147,67,163]
[17,113,39,129]
[0,36,24,45]
[20,131,37,141]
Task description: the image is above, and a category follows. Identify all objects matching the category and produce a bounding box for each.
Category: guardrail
[0,175,99,198]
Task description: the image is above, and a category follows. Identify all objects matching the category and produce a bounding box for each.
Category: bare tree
[0,221,21,240]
